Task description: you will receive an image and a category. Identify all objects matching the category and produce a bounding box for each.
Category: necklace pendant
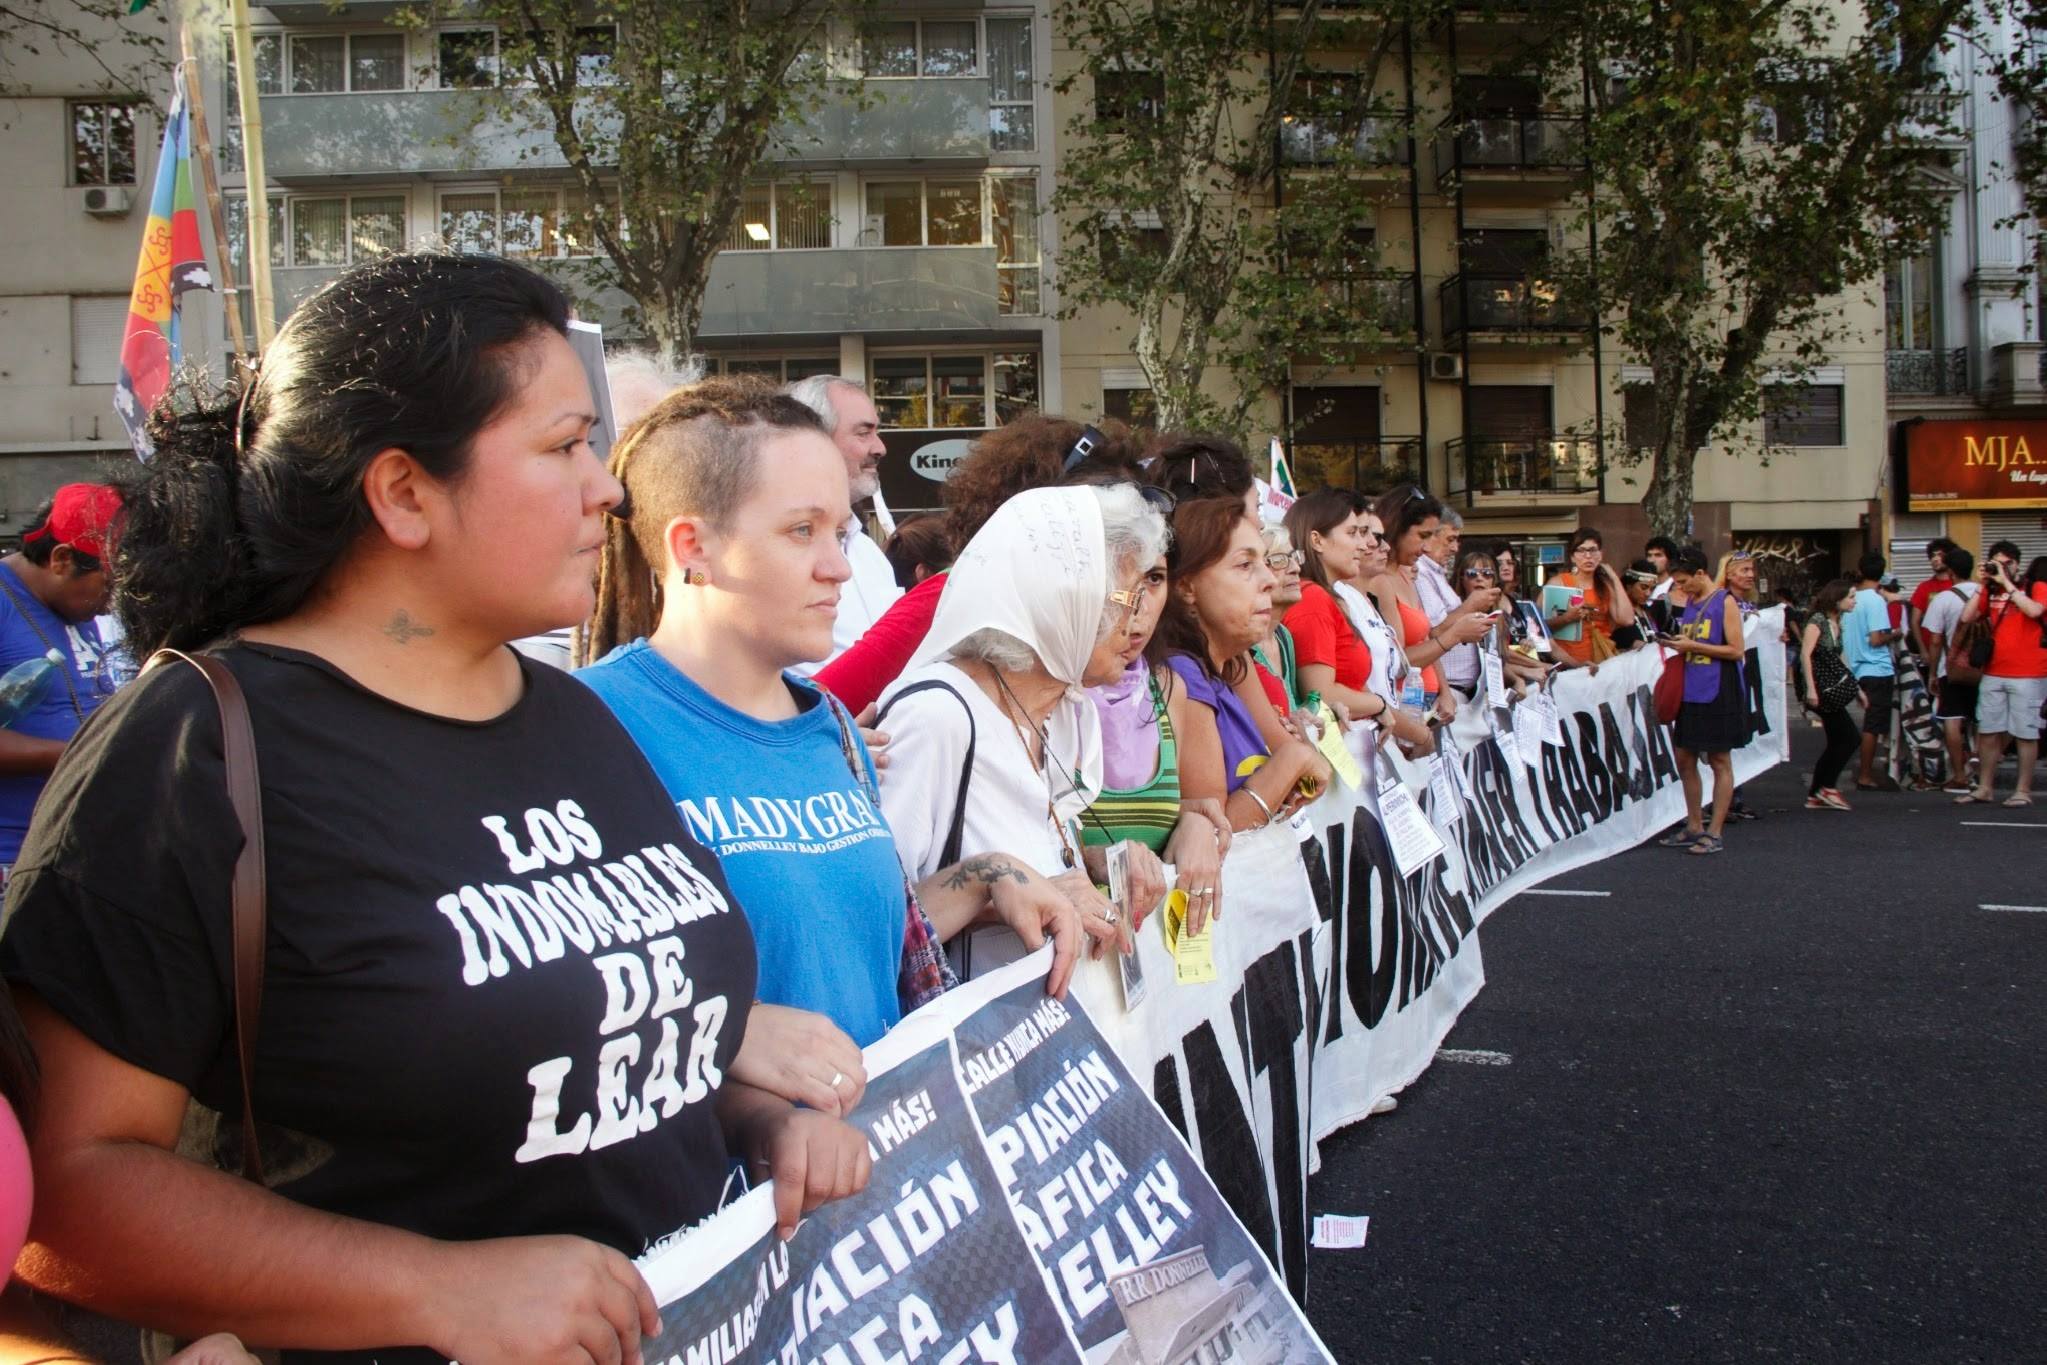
[1061,847,1076,869]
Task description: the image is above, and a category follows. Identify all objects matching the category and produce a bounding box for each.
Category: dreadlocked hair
[578,374,829,665]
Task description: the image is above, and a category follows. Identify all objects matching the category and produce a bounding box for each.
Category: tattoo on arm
[940,854,1029,891]
[382,610,436,645]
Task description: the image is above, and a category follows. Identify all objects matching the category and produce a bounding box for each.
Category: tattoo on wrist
[941,854,1028,890]
[383,610,436,645]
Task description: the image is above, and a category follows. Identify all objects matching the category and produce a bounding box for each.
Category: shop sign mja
[1903,419,2047,511]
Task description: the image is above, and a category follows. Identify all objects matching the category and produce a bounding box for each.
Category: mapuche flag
[114,66,214,458]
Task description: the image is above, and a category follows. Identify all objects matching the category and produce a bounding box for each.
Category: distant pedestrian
[1843,552,1901,791]
[1953,544,2046,807]
[1797,578,1862,810]
[1658,548,1749,854]
[1920,546,1980,793]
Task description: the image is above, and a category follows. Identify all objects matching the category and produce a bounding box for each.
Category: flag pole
[179,28,249,362]
[227,0,275,348]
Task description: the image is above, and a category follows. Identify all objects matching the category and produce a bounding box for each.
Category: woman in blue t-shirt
[577,376,1087,1086]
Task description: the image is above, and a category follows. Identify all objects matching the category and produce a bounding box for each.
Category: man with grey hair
[785,375,904,666]
[1415,506,1494,697]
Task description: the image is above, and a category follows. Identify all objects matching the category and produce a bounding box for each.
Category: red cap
[21,483,123,560]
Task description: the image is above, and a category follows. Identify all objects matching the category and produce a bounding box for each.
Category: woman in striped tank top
[1083,538,1233,930]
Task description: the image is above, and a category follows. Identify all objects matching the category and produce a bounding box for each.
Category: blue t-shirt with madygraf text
[0,563,111,863]
[576,641,905,1046]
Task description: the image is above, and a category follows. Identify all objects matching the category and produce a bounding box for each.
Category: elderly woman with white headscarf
[877,484,1172,977]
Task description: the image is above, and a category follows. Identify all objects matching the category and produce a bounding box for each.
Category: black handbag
[1807,628,1859,713]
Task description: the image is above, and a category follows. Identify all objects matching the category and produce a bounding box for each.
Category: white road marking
[1961,821,2047,829]
[1521,888,1611,898]
[1979,904,2047,913]
[1436,1048,1513,1066]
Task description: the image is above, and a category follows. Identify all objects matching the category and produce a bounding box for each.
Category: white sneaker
[1370,1095,1398,1115]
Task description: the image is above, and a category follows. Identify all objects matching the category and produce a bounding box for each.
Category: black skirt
[1675,661,1748,754]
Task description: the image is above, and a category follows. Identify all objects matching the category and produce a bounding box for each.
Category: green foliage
[2,0,167,99]
[1052,0,1420,436]
[398,0,857,362]
[1517,0,2003,534]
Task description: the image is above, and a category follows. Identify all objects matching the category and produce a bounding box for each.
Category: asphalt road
[1304,726,2047,1363]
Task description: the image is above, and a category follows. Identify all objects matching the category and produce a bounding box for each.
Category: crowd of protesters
[0,250,2036,1360]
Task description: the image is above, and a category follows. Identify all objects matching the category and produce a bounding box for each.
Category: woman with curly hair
[813,415,1145,712]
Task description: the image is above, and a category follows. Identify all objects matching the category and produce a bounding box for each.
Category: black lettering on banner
[1539,745,1585,837]
[1644,687,1681,784]
[1296,928,1322,1072]
[1743,646,1770,738]
[1300,821,1339,929]
[1458,794,1501,899]
[1233,945,1309,1297]
[1467,739,1539,870]
[1342,806,1402,1030]
[1572,713,1616,821]
[1555,728,1602,832]
[1179,1022,1278,1268]
[1150,1056,1190,1146]
[1600,701,1649,803]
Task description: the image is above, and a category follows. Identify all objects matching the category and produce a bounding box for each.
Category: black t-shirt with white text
[0,643,757,1360]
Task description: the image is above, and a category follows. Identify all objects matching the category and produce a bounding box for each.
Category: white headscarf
[910,486,1109,819]
[911,487,1109,689]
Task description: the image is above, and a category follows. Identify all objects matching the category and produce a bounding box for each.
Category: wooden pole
[179,29,249,362]
[228,0,276,348]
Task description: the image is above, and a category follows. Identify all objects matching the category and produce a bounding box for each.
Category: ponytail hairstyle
[1284,489,1366,599]
[113,252,571,658]
[1150,496,1257,685]
[580,374,828,664]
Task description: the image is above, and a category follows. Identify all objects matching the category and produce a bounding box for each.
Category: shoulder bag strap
[149,649,267,1185]
[876,679,975,868]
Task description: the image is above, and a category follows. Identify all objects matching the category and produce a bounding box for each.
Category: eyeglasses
[1265,551,1303,571]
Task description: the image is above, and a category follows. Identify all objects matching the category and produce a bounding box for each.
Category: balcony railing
[1291,437,1424,497]
[1899,89,1967,146]
[1440,272,1588,336]
[248,78,989,179]
[1445,435,1599,504]
[1886,347,1968,397]
[1298,270,1418,336]
[1279,113,1413,168]
[1434,113,1583,183]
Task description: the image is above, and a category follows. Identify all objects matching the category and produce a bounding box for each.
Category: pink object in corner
[0,1096,30,1278]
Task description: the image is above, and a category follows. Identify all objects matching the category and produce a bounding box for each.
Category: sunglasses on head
[1137,484,1176,516]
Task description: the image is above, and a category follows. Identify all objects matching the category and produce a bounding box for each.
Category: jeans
[1812,706,1859,794]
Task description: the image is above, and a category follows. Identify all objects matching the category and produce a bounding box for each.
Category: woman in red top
[1282,491,1391,725]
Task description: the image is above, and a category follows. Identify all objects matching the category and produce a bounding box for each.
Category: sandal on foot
[1687,835,1726,855]
[2004,793,2034,808]
[1657,828,1703,848]
[1953,791,1992,805]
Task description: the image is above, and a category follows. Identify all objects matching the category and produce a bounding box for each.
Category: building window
[229,192,403,268]
[70,297,129,386]
[873,353,1038,428]
[70,102,137,187]
[1884,248,1935,351]
[1095,68,1163,130]
[438,186,602,259]
[863,178,985,247]
[1757,82,1831,144]
[704,355,839,382]
[1467,385,1553,437]
[992,176,1040,314]
[1622,383,1658,453]
[1102,385,1157,428]
[223,195,287,276]
[862,18,979,78]
[1282,71,1405,166]
[987,16,1034,150]
[724,181,832,252]
[1762,383,1843,446]
[226,31,406,95]
[439,28,501,88]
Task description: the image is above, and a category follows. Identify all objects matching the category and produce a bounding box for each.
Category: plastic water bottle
[0,650,64,730]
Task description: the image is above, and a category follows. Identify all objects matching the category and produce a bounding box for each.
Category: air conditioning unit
[78,186,135,217]
[1428,351,1465,382]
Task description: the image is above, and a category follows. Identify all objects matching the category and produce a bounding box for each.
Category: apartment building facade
[1880,4,2047,583]
[0,2,2012,588]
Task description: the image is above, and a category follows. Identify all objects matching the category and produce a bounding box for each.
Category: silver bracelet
[1241,785,1276,828]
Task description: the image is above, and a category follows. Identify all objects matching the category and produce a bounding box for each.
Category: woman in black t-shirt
[0,253,869,1362]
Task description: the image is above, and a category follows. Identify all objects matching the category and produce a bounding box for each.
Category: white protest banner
[638,951,1336,1365]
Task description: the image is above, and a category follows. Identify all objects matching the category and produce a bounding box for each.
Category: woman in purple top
[1151,499,1331,832]
[1658,547,1750,855]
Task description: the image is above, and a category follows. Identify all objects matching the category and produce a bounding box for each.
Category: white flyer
[1535,688,1563,745]
[1483,648,1508,709]
[1428,750,1464,826]
[1511,696,1545,766]
[1376,776,1447,878]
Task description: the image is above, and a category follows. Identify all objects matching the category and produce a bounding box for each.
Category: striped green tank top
[1080,670,1181,854]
